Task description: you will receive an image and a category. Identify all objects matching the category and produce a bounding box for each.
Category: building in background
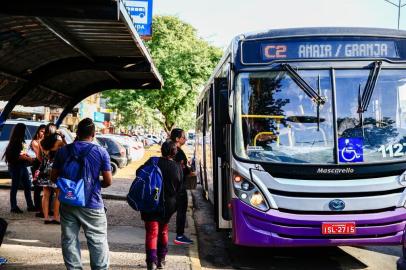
[0,101,50,121]
[79,93,113,133]
[0,93,113,133]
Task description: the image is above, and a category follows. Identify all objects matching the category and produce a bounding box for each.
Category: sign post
[123,0,153,39]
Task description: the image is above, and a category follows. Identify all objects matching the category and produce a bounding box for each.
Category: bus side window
[214,77,229,125]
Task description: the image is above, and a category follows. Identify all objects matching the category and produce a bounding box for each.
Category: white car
[146,134,161,144]
[102,134,145,161]
[0,120,74,172]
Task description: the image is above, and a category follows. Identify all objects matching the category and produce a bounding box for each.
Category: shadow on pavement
[356,245,402,258]
[2,264,66,270]
[192,186,368,270]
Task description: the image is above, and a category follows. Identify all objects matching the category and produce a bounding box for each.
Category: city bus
[195,28,406,254]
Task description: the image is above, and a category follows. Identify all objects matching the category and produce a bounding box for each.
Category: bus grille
[244,208,406,240]
[268,188,405,198]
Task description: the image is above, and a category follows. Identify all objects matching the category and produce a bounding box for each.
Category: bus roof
[196,27,406,102]
[238,27,406,42]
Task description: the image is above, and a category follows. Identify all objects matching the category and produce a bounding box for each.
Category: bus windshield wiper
[357,61,382,132]
[357,61,382,114]
[281,63,326,105]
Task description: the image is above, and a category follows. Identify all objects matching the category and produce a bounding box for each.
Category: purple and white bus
[195,27,406,255]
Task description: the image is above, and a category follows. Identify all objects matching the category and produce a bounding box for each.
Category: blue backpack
[57,144,95,207]
[127,157,163,212]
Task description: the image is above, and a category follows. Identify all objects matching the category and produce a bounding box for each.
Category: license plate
[322,222,356,235]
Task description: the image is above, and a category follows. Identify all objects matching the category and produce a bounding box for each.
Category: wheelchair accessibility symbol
[338,138,363,163]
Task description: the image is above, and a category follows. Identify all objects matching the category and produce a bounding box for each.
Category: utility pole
[384,0,406,29]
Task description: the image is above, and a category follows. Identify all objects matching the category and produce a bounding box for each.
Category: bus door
[201,95,209,199]
[213,77,232,229]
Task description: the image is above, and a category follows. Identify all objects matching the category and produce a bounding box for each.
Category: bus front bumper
[232,198,406,247]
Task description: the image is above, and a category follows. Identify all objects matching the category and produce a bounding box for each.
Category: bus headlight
[233,173,269,211]
[250,192,264,207]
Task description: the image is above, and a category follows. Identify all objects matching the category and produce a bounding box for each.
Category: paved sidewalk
[0,146,198,269]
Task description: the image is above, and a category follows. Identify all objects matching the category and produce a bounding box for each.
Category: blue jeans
[9,165,34,210]
[60,203,109,270]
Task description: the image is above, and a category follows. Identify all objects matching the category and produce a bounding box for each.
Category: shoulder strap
[151,156,160,166]
[80,144,96,160]
[67,143,95,162]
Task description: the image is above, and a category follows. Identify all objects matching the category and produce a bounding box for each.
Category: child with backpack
[134,140,182,270]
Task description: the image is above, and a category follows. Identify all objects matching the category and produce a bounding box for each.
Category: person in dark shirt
[3,123,35,214]
[138,140,182,270]
[170,128,194,245]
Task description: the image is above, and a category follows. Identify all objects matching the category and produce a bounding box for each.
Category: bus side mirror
[228,90,234,123]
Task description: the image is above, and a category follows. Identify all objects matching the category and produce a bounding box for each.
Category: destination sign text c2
[261,41,399,60]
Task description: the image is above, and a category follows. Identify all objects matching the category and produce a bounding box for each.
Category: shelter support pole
[56,101,78,128]
[0,84,34,125]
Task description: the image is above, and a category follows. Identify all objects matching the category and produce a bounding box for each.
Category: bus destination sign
[261,40,399,61]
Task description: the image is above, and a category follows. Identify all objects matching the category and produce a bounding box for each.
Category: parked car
[104,135,133,165]
[95,136,127,176]
[104,134,144,162]
[0,119,74,172]
[145,134,161,145]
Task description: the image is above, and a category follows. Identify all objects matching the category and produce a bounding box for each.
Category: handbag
[56,144,95,207]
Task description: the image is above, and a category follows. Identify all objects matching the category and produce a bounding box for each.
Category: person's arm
[51,140,65,151]
[100,147,112,188]
[101,171,112,188]
[50,168,60,184]
[31,140,43,162]
[50,147,64,183]
[18,154,34,163]
[57,132,67,145]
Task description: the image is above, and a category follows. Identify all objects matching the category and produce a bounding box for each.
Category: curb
[102,193,126,201]
[187,190,202,270]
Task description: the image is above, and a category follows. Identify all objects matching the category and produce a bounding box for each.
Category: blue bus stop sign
[124,0,153,37]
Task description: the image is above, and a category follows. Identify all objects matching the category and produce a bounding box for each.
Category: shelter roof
[0,0,163,107]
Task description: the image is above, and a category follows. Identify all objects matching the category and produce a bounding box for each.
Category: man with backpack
[51,118,112,270]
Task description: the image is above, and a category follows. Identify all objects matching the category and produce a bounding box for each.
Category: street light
[384,0,406,29]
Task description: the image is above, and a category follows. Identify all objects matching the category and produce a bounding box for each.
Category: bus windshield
[234,68,406,164]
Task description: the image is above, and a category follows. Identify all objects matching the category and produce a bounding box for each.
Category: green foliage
[101,91,162,131]
[103,16,222,133]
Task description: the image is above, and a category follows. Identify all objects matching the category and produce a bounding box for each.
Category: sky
[153,0,405,49]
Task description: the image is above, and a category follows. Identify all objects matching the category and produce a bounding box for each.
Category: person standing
[39,123,65,224]
[139,140,182,270]
[170,128,194,245]
[30,124,46,214]
[51,118,112,270]
[3,123,36,213]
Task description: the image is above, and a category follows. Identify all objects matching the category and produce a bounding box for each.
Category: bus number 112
[377,143,406,158]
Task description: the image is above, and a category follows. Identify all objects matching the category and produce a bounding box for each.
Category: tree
[103,16,222,134]
[102,92,161,131]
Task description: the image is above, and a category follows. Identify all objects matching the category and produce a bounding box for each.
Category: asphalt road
[192,185,403,270]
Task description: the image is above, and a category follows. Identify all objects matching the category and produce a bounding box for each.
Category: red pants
[144,221,169,263]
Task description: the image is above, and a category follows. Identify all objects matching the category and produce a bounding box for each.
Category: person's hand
[57,131,65,139]
[20,154,33,163]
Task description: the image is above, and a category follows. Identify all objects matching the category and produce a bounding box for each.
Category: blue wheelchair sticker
[338,138,364,163]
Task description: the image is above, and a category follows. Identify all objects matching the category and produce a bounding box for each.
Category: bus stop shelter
[0,0,163,125]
